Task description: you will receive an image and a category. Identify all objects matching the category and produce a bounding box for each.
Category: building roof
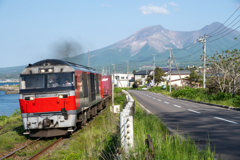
[134,70,152,75]
[170,70,191,75]
[160,67,177,72]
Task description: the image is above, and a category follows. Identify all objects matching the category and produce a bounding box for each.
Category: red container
[101,76,112,96]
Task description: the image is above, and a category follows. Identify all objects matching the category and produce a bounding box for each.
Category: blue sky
[0,0,239,68]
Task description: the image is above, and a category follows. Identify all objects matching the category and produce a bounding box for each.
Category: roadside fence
[120,90,135,153]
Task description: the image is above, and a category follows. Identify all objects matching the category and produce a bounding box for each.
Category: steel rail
[0,137,42,160]
[28,137,63,160]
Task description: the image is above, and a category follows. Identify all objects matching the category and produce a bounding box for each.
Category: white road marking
[153,97,156,99]
[138,102,152,114]
[158,99,161,101]
[164,101,169,104]
[174,105,181,108]
[214,117,238,124]
[188,109,200,114]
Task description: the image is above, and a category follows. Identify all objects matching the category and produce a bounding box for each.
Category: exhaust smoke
[52,40,82,59]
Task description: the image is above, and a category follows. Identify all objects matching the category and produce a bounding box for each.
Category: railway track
[0,96,111,160]
[0,137,42,160]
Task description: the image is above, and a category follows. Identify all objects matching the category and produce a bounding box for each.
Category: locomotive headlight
[25,97,35,101]
[48,69,53,72]
[58,95,68,99]
[40,69,45,73]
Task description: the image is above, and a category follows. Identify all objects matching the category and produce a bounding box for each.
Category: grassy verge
[0,109,27,156]
[130,95,215,159]
[41,89,126,159]
[148,86,240,108]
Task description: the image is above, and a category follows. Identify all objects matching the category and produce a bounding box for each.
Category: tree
[147,66,167,85]
[206,49,240,94]
[185,69,202,87]
[154,67,167,85]
[132,70,136,74]
[180,67,184,70]
[132,79,142,88]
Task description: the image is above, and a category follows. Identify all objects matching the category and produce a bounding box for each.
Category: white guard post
[120,90,135,153]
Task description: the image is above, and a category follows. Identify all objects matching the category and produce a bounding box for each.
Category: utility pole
[198,34,208,88]
[169,49,172,93]
[125,60,129,78]
[101,67,104,76]
[125,60,129,87]
[171,50,183,86]
[152,54,156,86]
[112,64,115,108]
[88,50,90,67]
[203,34,206,89]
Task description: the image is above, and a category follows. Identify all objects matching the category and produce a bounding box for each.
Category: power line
[210,18,240,37]
[207,5,240,36]
[208,26,240,43]
[174,48,203,60]
[172,41,201,51]
[207,41,240,52]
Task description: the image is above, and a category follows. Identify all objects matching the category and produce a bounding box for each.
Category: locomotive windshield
[47,73,73,88]
[20,75,45,89]
[20,72,74,93]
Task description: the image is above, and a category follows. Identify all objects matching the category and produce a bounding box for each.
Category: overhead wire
[207,26,240,43]
[209,19,240,38]
[207,5,240,36]
[210,14,240,37]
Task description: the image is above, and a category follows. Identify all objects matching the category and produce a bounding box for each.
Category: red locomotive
[19,59,110,137]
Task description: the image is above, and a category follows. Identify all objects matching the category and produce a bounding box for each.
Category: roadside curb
[176,97,240,111]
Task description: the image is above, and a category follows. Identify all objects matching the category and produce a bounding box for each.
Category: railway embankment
[0,85,19,94]
[0,88,215,159]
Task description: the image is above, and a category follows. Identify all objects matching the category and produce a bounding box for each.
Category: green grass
[148,86,172,97]
[40,90,126,160]
[147,86,240,108]
[0,109,27,154]
[129,96,215,159]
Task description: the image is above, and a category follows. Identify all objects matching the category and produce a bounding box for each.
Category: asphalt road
[128,90,240,160]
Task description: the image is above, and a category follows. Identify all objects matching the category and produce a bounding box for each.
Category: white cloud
[169,2,178,6]
[100,4,111,7]
[139,5,169,15]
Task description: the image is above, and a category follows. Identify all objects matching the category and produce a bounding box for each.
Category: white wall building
[167,70,191,86]
[134,70,151,86]
[112,73,134,87]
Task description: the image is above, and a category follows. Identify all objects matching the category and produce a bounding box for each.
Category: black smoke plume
[52,40,82,59]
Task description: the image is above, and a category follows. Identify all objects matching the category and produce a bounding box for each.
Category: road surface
[129,90,240,160]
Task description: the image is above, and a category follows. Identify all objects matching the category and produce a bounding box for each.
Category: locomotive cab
[19,59,103,137]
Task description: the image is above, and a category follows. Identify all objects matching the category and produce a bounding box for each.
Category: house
[168,70,191,86]
[134,68,179,86]
[134,70,151,86]
[112,73,134,87]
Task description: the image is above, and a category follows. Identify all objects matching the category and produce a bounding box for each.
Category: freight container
[101,75,112,97]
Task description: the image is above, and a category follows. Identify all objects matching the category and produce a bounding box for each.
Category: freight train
[19,59,111,137]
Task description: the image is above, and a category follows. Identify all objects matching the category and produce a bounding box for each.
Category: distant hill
[65,22,240,72]
[1,22,240,77]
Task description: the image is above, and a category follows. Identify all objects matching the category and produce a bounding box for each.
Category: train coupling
[23,131,30,135]
[67,127,74,132]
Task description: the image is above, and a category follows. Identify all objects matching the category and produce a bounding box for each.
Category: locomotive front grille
[43,118,51,127]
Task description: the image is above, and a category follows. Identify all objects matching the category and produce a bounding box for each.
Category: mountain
[65,22,240,72]
[1,22,240,77]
